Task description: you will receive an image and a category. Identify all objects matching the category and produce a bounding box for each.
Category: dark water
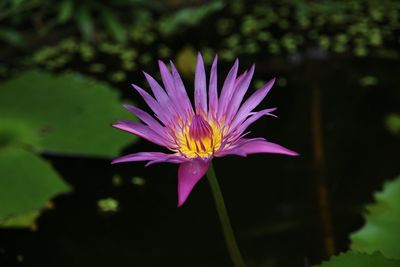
[1,54,399,267]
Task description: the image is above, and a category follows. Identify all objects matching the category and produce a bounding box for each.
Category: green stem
[206,162,246,267]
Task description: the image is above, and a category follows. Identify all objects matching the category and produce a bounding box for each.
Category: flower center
[189,114,213,142]
[177,114,222,158]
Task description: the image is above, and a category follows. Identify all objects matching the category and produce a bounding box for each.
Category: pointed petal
[158,60,175,96]
[131,83,171,126]
[177,160,210,207]
[143,71,169,104]
[230,78,275,130]
[234,107,277,136]
[208,55,218,119]
[123,104,166,134]
[158,60,186,118]
[113,120,170,147]
[225,65,255,124]
[112,151,183,165]
[216,138,298,157]
[234,70,248,87]
[143,72,178,119]
[145,157,184,166]
[194,52,207,114]
[217,59,239,120]
[170,61,194,118]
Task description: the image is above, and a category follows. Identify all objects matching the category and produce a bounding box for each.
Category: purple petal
[217,59,239,120]
[177,159,210,207]
[112,151,183,165]
[131,84,171,126]
[234,107,277,136]
[123,104,166,134]
[143,72,178,119]
[225,65,255,124]
[113,120,170,147]
[208,55,218,119]
[145,157,184,166]
[143,72,169,104]
[170,61,194,118]
[234,70,248,87]
[158,60,187,119]
[195,52,207,115]
[158,60,175,96]
[216,138,298,157]
[230,78,275,130]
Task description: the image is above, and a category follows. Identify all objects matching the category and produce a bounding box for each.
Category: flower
[112,53,298,207]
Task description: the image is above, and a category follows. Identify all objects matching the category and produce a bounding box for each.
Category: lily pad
[0,210,40,229]
[350,176,400,259]
[315,251,400,267]
[0,70,135,157]
[0,118,40,150]
[0,148,70,228]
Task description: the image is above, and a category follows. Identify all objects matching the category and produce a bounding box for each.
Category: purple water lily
[112,53,298,207]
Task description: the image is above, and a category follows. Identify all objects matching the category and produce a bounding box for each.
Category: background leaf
[0,148,70,228]
[58,0,74,23]
[350,176,400,259]
[0,210,40,229]
[0,70,136,157]
[76,5,93,41]
[159,0,224,36]
[314,251,400,267]
[0,27,25,47]
[0,118,39,149]
[99,6,127,43]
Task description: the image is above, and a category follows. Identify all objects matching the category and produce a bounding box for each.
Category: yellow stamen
[177,115,223,158]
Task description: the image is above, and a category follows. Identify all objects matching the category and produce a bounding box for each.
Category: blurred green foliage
[0,27,25,47]
[314,251,400,267]
[0,0,159,43]
[350,176,400,259]
[385,114,400,136]
[97,197,119,213]
[359,76,379,87]
[1,0,398,85]
[221,0,400,58]
[159,0,224,36]
[131,176,145,186]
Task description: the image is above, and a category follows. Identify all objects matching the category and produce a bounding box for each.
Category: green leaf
[98,7,127,43]
[314,251,400,267]
[76,5,93,41]
[0,27,24,47]
[0,118,39,149]
[38,18,59,36]
[159,0,224,36]
[58,0,74,23]
[0,210,40,229]
[0,148,70,228]
[350,176,400,259]
[0,70,136,157]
